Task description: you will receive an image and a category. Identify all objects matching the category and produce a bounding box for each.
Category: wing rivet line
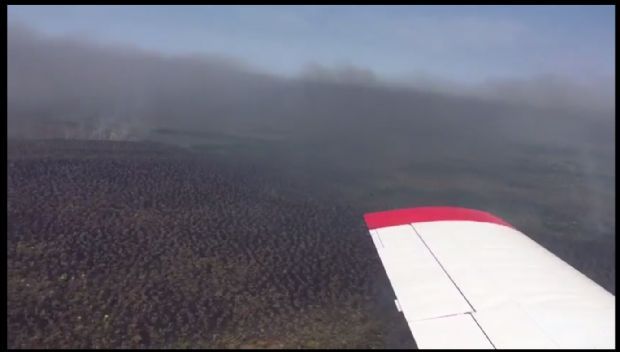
[410,224,477,313]
[468,312,496,349]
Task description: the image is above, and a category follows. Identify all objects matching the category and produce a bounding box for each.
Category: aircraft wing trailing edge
[364,206,615,349]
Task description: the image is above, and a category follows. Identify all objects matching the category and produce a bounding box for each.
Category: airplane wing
[364,206,615,349]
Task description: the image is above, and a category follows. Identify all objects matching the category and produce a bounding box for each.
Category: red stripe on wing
[364,206,513,230]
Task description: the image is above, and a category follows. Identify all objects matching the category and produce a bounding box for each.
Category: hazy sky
[8,5,615,85]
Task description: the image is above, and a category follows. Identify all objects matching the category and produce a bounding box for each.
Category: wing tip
[364,206,514,230]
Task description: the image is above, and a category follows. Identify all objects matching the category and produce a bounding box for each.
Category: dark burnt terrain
[7,139,414,349]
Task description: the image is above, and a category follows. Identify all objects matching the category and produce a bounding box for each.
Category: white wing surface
[364,207,615,349]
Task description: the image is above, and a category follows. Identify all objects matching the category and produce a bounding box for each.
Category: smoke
[392,72,614,115]
[300,62,380,86]
[8,22,613,144]
[7,23,275,140]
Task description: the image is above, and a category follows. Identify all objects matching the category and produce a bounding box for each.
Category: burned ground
[7,139,415,349]
[7,131,614,349]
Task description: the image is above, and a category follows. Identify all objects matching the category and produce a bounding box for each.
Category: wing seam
[468,312,497,349]
[410,224,476,313]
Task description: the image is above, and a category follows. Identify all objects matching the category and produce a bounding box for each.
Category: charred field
[7,125,615,349]
[7,139,414,349]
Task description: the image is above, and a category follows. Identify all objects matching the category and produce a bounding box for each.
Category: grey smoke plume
[300,63,380,86]
[7,23,273,140]
[8,23,613,144]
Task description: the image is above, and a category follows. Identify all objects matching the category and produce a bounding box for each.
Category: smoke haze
[7,22,615,292]
[8,23,613,142]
